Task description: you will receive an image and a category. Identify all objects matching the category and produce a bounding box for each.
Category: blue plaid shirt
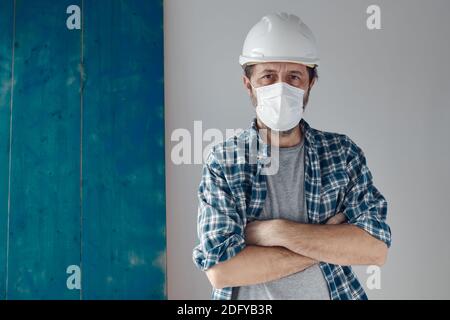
[193,118,392,300]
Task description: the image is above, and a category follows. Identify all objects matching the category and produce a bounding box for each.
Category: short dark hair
[244,64,318,84]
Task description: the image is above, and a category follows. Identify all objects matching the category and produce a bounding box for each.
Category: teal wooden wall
[0,0,166,299]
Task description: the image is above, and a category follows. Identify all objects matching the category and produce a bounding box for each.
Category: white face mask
[252,82,305,132]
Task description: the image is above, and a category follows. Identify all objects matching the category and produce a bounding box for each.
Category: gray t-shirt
[232,136,330,300]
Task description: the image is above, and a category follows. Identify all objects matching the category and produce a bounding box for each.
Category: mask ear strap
[248,81,256,92]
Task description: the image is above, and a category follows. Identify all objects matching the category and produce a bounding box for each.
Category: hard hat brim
[239,55,319,68]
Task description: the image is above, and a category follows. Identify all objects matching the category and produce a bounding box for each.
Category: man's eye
[290,75,301,81]
[262,74,272,79]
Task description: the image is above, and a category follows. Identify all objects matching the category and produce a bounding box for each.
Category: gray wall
[164,0,450,299]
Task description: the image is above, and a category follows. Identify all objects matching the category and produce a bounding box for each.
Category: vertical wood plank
[0,0,14,301]
[7,0,82,299]
[82,0,166,299]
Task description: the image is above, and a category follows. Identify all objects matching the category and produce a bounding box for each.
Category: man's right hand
[325,212,347,225]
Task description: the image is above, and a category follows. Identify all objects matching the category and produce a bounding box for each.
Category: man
[192,12,392,300]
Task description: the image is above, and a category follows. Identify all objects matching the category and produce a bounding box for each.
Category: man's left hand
[245,212,347,246]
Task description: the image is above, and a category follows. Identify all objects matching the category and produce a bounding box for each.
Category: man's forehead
[252,62,307,73]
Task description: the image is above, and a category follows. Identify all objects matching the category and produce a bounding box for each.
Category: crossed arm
[201,138,390,290]
[206,213,388,289]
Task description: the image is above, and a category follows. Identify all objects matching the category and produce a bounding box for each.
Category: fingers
[326,212,347,225]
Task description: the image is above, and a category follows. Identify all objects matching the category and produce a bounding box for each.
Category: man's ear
[243,75,252,95]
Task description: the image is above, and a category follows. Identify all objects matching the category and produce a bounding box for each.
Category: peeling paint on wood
[0,0,166,299]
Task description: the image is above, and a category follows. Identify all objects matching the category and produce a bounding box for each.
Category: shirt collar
[248,118,315,164]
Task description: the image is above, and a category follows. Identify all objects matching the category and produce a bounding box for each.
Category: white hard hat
[239,12,319,68]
